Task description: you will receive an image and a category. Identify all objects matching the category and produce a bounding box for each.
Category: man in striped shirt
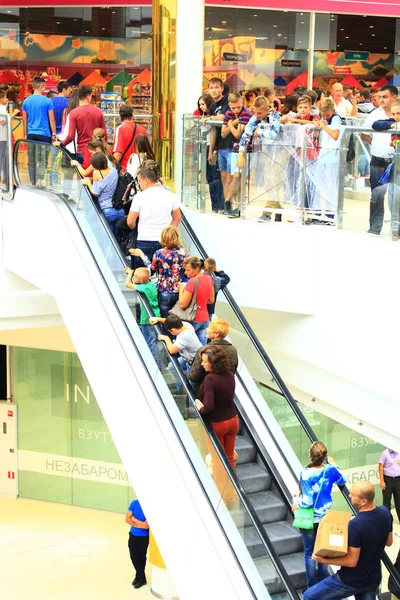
[221,92,252,217]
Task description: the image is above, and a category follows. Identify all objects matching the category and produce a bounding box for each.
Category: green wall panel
[14,347,133,513]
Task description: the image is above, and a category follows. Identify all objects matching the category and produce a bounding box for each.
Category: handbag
[293,466,326,530]
[169,278,199,323]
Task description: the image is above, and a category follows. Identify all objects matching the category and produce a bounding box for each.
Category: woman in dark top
[194,346,238,470]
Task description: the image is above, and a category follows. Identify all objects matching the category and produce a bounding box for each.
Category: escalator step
[236,463,271,494]
[241,521,302,559]
[230,490,288,528]
[264,521,303,556]
[253,552,306,595]
[235,435,257,464]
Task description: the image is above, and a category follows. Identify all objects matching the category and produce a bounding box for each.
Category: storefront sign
[333,66,351,74]
[345,51,370,61]
[281,59,302,68]
[222,52,248,63]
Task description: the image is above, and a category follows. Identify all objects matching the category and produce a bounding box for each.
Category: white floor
[0,497,154,600]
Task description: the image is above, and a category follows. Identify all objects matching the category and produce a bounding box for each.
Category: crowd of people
[194,77,399,232]
[4,78,400,597]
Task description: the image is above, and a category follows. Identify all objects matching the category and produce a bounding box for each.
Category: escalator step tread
[236,463,271,494]
[253,552,306,594]
[230,490,287,527]
[235,435,257,464]
[242,521,303,558]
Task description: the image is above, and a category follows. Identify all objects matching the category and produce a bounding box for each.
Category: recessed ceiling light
[298,40,302,43]
[228,34,232,37]
[56,21,60,24]
[369,25,374,28]
[372,33,376,36]
[301,21,305,24]
[102,27,105,30]
[384,46,387,49]
[346,36,349,39]
[273,25,278,28]
[221,20,227,25]
[340,28,344,31]
[254,14,258,17]
[277,33,282,37]
[85,30,89,33]
[359,43,362,45]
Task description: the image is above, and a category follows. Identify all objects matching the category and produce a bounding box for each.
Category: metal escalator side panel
[2,188,266,600]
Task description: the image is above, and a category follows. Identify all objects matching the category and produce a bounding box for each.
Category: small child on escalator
[203,258,231,319]
[124,267,162,368]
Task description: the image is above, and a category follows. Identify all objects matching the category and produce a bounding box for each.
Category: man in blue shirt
[22,76,56,186]
[48,81,70,188]
[304,480,393,600]
[125,498,149,589]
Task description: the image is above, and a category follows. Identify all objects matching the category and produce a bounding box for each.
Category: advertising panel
[14,347,133,513]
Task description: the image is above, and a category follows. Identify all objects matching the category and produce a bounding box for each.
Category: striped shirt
[223,107,253,152]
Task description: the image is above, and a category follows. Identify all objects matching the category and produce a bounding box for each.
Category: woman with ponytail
[292,441,346,590]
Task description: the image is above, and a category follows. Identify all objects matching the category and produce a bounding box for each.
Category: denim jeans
[132,240,162,270]
[368,159,391,234]
[27,134,51,185]
[102,207,125,236]
[303,572,378,600]
[205,160,224,211]
[300,524,329,588]
[0,140,9,188]
[140,324,162,368]
[193,321,209,346]
[168,356,190,393]
[49,145,61,187]
[158,291,178,318]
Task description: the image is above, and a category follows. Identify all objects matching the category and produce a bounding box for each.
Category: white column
[307,12,316,91]
[174,0,205,194]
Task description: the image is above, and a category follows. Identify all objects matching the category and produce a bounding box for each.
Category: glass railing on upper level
[182,115,400,242]
[12,139,303,599]
[0,112,14,202]
[10,138,400,596]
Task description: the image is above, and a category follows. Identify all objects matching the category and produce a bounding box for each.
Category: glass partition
[13,139,301,599]
[0,112,13,201]
[181,115,399,242]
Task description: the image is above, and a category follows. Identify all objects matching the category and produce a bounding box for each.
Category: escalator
[8,141,400,599]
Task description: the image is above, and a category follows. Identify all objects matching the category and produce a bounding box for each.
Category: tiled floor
[0,497,154,600]
[0,496,398,598]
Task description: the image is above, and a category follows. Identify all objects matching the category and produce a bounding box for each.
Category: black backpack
[112,169,134,209]
[112,124,137,209]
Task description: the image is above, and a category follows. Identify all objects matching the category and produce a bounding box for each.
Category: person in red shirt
[112,104,148,171]
[58,85,106,164]
[179,256,214,345]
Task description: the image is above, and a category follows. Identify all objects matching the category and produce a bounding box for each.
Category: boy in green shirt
[125,267,162,368]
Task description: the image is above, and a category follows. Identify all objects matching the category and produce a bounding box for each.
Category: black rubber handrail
[13,139,300,599]
[180,211,400,592]
[12,140,260,598]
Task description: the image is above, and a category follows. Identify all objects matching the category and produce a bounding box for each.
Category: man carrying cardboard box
[303,481,393,600]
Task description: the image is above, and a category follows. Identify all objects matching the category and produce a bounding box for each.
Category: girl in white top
[126,134,156,179]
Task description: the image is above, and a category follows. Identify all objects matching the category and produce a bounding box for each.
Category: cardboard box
[313,510,351,558]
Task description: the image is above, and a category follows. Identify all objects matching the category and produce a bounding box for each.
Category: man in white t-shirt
[330,83,357,119]
[127,165,181,269]
[362,84,398,234]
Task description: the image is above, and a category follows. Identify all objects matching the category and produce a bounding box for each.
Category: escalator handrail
[12,139,300,599]
[12,140,259,598]
[180,212,400,590]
